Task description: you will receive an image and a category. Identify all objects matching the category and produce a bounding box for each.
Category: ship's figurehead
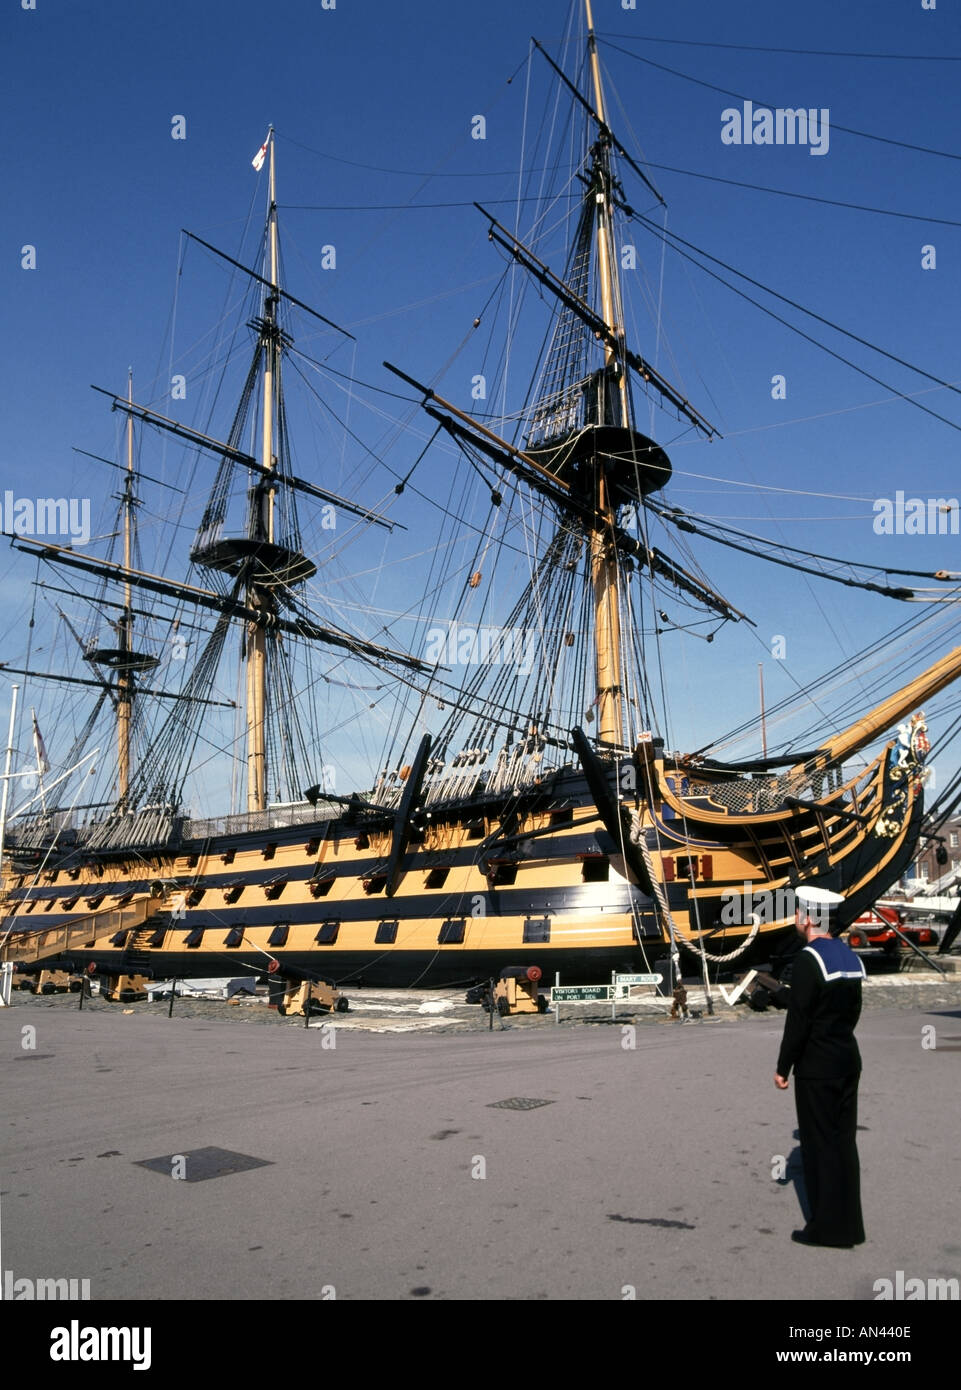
[877,711,930,838]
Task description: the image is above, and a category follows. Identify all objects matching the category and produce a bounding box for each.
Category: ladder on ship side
[0,894,165,968]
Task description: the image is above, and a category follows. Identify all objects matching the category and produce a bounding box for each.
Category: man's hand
[774,1073,789,1090]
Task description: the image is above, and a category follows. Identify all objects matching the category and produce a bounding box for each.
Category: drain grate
[487,1097,554,1111]
[135,1146,272,1183]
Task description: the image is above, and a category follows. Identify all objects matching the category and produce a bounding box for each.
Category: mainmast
[585,0,625,748]
[117,370,135,803]
[403,7,720,772]
[245,125,279,813]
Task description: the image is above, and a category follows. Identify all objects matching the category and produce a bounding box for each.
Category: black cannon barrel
[265,959,335,988]
[498,965,542,983]
[86,961,155,980]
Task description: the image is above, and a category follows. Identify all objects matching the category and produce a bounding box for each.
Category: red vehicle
[848,905,939,951]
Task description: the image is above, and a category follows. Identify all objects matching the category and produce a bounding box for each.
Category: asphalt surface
[2,990,959,1301]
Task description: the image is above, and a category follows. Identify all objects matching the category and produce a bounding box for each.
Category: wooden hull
[0,739,924,987]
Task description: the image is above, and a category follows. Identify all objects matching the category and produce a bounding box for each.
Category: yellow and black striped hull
[0,741,924,986]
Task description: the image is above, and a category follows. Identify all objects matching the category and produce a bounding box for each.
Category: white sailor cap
[795,884,845,918]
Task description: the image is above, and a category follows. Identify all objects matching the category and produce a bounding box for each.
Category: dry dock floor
[2,977,959,1302]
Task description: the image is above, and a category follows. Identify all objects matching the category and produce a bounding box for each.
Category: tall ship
[2,0,958,996]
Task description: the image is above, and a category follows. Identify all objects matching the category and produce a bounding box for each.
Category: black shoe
[791,1228,854,1248]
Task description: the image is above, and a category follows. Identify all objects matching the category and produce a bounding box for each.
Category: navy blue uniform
[777,936,866,1246]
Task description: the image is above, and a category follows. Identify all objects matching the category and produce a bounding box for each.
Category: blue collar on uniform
[803,935,867,981]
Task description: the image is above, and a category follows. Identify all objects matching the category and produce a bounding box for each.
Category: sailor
[774,884,866,1248]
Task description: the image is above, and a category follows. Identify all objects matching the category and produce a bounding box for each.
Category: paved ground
[8,954,961,1032]
[2,978,959,1303]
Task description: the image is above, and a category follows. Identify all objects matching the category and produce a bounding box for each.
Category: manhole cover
[135,1146,272,1183]
[487,1097,554,1111]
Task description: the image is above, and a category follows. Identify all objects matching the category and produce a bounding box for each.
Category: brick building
[908,813,961,887]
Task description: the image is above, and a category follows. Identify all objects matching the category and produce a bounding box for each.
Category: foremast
[191,124,319,813]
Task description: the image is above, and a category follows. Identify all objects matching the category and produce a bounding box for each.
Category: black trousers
[794,1073,865,1246]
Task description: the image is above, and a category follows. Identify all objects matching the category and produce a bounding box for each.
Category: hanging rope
[632,818,762,963]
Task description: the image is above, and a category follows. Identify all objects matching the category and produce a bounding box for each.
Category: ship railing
[4,809,76,850]
[684,761,851,814]
[182,800,340,840]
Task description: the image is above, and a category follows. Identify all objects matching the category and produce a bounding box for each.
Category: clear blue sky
[2,0,961,808]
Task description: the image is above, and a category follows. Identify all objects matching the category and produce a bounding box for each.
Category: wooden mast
[117,370,135,805]
[585,0,625,748]
[245,126,277,813]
